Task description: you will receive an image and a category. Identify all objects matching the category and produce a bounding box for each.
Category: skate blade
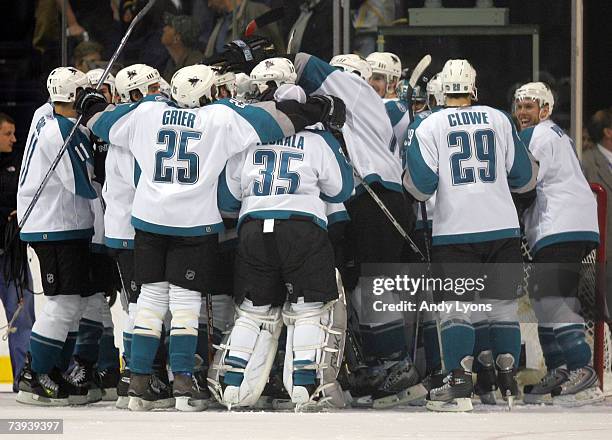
[101,388,118,401]
[153,397,176,409]
[87,387,103,403]
[506,395,514,411]
[175,396,208,412]
[478,391,497,405]
[373,383,428,409]
[115,396,129,409]
[523,393,552,405]
[272,398,296,410]
[68,394,89,405]
[16,390,69,407]
[128,396,155,411]
[553,386,605,408]
[352,395,373,408]
[426,397,473,412]
[253,396,274,409]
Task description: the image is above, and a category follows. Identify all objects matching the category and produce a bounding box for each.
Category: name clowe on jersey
[257,134,305,150]
[447,110,490,127]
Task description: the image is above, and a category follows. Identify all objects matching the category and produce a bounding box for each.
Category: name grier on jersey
[162,109,196,128]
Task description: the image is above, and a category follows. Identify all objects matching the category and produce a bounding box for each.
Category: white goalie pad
[282,269,348,410]
[207,301,282,409]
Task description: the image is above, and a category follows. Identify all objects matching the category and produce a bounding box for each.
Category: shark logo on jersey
[127,70,137,80]
[46,273,55,284]
[68,67,78,75]
[188,77,200,88]
[185,269,196,281]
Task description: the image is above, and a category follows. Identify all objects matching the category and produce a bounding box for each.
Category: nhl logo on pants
[185,270,196,281]
[46,273,55,284]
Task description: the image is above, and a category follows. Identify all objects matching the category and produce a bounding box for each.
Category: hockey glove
[204,36,277,74]
[75,87,108,117]
[308,95,346,132]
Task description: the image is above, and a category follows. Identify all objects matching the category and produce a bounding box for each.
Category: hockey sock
[472,320,491,373]
[168,284,200,374]
[122,302,137,368]
[537,326,566,369]
[131,282,169,375]
[554,323,591,371]
[75,292,105,364]
[97,299,119,370]
[423,320,442,373]
[224,299,272,386]
[291,301,326,386]
[30,295,84,373]
[490,321,521,366]
[440,319,475,371]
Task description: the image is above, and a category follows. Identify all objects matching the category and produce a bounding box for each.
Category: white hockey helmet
[330,54,372,81]
[115,64,161,103]
[235,72,257,101]
[441,59,477,101]
[47,66,90,103]
[86,68,116,98]
[158,77,171,98]
[366,52,402,83]
[214,70,237,98]
[171,64,216,109]
[426,73,445,107]
[250,57,297,94]
[514,81,555,116]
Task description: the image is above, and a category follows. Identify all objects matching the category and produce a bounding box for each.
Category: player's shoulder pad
[212,98,285,141]
[295,53,338,95]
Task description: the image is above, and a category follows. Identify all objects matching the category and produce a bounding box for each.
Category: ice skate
[16,356,70,407]
[63,356,99,404]
[426,369,474,412]
[116,366,131,409]
[371,359,428,409]
[173,373,209,412]
[96,367,120,401]
[474,351,497,405]
[495,354,518,410]
[128,371,175,411]
[551,366,605,407]
[523,368,569,404]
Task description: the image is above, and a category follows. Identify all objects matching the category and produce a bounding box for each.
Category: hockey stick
[17,0,158,232]
[244,7,285,37]
[404,54,432,121]
[206,292,214,366]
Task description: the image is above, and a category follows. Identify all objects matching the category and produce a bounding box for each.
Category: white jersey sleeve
[403,105,538,245]
[521,119,599,252]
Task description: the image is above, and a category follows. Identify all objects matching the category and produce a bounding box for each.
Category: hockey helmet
[330,54,372,81]
[426,73,445,107]
[366,52,402,83]
[214,70,237,98]
[250,57,297,94]
[171,64,216,109]
[115,64,161,103]
[47,67,90,103]
[514,81,555,116]
[86,68,116,99]
[441,59,477,101]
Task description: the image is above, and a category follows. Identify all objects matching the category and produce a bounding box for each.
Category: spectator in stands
[583,108,612,319]
[352,0,395,56]
[0,113,35,393]
[205,0,285,57]
[73,41,104,73]
[161,14,203,82]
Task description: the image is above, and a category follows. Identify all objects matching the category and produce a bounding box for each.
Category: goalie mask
[86,68,116,103]
[115,64,161,103]
[441,59,477,101]
[171,64,217,109]
[250,57,297,95]
[47,67,90,103]
[330,54,372,81]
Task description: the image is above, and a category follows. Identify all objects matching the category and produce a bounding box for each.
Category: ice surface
[1,389,611,440]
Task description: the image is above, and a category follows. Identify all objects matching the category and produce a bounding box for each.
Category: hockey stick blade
[17,0,158,232]
[245,7,285,37]
[409,54,432,88]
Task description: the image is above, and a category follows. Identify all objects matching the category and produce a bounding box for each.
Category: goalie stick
[17,0,159,232]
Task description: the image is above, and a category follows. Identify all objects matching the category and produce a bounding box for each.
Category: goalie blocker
[207,219,348,410]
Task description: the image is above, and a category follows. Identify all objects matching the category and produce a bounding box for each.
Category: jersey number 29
[154,129,201,184]
[448,129,496,185]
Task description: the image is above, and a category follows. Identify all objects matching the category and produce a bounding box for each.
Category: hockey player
[297,52,420,406]
[514,82,603,406]
[211,62,354,409]
[403,59,539,412]
[75,63,346,411]
[16,67,98,406]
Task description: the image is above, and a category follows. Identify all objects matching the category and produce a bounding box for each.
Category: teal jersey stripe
[297,54,337,95]
[385,100,408,127]
[57,115,97,199]
[308,129,354,203]
[519,126,535,150]
[405,133,438,196]
[503,111,534,190]
[217,166,241,212]
[214,99,284,143]
[327,210,349,225]
[532,231,600,254]
[20,228,94,242]
[131,216,224,237]
[432,228,521,246]
[104,237,134,250]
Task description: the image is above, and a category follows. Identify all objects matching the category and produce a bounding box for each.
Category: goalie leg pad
[283,296,348,410]
[207,298,282,408]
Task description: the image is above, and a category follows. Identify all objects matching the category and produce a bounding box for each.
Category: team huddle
[13,38,603,413]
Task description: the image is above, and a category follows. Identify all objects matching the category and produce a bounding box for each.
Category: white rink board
[1,391,611,440]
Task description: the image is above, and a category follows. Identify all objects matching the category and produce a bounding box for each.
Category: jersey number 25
[154,129,201,184]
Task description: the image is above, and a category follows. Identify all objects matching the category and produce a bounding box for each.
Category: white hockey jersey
[521,119,599,252]
[87,94,317,236]
[102,145,137,249]
[403,105,538,245]
[384,98,412,162]
[293,53,402,192]
[17,104,96,242]
[326,202,349,225]
[218,128,354,229]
